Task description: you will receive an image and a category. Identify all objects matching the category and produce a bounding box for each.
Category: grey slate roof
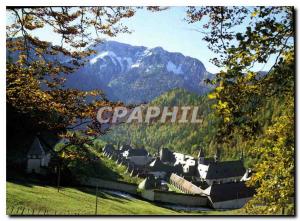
[138,175,160,190]
[119,144,132,152]
[149,157,168,171]
[160,148,176,163]
[27,137,46,156]
[28,132,61,158]
[206,160,246,179]
[197,181,210,190]
[209,182,255,202]
[200,157,215,165]
[149,157,183,175]
[127,148,148,157]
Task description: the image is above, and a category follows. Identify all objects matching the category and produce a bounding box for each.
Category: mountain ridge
[66,40,214,104]
[7,38,215,104]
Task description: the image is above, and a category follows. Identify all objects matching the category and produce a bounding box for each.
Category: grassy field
[7,181,244,216]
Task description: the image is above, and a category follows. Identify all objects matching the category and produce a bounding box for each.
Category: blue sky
[110,7,219,73]
[111,7,280,74]
[7,7,279,74]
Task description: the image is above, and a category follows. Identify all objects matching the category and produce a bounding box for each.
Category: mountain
[7,39,214,104]
[66,41,214,104]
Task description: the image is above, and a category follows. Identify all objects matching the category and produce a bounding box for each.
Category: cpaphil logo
[97,106,203,124]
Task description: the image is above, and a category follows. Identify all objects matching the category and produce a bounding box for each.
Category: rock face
[66,41,214,104]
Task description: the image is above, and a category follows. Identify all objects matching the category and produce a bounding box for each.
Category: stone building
[26,137,52,174]
[148,157,183,179]
[102,142,254,210]
[203,181,255,209]
[123,147,153,166]
[138,174,162,190]
[197,148,246,185]
[159,148,197,177]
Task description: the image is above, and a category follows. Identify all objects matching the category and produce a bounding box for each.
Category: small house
[138,174,161,190]
[148,157,183,179]
[198,160,246,185]
[197,148,246,185]
[26,137,52,175]
[122,147,152,166]
[204,182,255,209]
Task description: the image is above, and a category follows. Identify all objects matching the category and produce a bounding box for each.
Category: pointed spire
[214,147,221,162]
[198,147,205,158]
[198,147,205,164]
[157,146,160,158]
[240,149,244,160]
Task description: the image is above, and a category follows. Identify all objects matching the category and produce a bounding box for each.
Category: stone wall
[80,177,138,195]
[81,176,208,207]
[209,197,252,209]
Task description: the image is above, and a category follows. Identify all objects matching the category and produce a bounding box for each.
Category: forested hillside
[96,87,287,167]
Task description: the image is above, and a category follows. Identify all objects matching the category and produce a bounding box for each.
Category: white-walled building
[27,137,52,175]
[197,148,246,185]
[123,147,153,166]
[203,182,254,209]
